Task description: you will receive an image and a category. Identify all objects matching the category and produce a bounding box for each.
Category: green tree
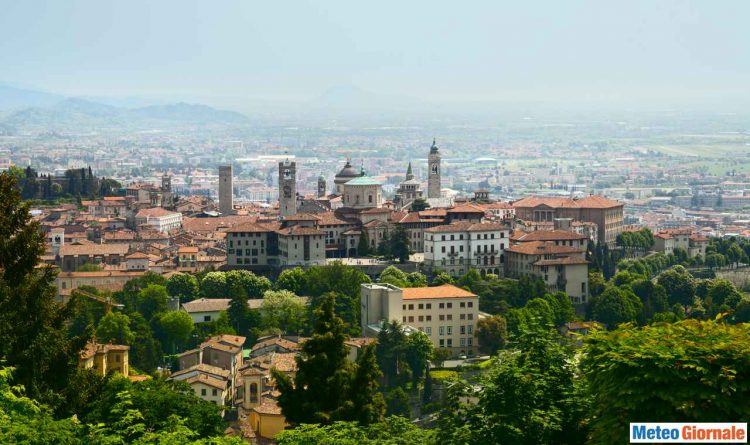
[227,283,249,335]
[376,320,410,388]
[260,290,308,335]
[137,284,169,320]
[411,198,430,211]
[431,271,454,286]
[96,311,135,345]
[406,272,428,287]
[590,286,642,328]
[166,273,200,302]
[475,315,508,355]
[706,278,743,310]
[128,312,162,373]
[357,230,371,256]
[385,386,410,417]
[445,325,587,445]
[226,269,271,298]
[0,171,89,412]
[582,320,750,444]
[405,331,433,387]
[379,265,409,287]
[389,226,411,263]
[276,416,435,445]
[272,293,355,425]
[200,271,227,298]
[275,267,306,294]
[346,344,385,425]
[76,263,103,272]
[588,271,607,298]
[157,311,194,353]
[657,265,696,307]
[431,347,452,368]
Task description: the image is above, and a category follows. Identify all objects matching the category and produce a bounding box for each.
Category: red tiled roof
[512,195,623,209]
[447,204,486,213]
[506,241,583,255]
[533,257,589,266]
[424,222,508,233]
[513,230,587,242]
[402,284,477,300]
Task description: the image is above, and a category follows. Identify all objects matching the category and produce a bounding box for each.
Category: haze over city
[1,2,750,444]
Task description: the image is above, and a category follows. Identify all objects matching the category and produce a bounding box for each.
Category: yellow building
[79,342,129,376]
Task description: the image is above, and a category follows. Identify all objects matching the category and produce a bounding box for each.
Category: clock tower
[427,138,441,199]
[279,159,297,217]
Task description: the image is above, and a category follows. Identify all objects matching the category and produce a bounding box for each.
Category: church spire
[430,138,439,154]
[406,161,414,181]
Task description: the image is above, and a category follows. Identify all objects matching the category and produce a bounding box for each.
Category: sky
[1,0,749,111]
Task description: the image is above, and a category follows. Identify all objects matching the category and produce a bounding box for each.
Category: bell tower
[427,138,441,199]
[317,174,326,198]
[279,159,297,217]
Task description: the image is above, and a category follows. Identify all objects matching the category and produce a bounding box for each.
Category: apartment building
[361,283,479,356]
[134,207,183,233]
[79,341,129,377]
[505,241,589,304]
[56,243,129,272]
[423,222,510,277]
[512,195,624,246]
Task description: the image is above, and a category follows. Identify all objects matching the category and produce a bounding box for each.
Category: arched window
[249,382,259,404]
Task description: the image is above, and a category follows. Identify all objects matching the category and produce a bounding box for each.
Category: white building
[134,207,182,233]
[423,222,510,277]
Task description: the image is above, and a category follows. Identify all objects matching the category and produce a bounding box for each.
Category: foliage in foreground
[275,416,435,445]
[582,320,750,444]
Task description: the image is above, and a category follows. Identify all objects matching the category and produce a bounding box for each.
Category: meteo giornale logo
[630,423,747,443]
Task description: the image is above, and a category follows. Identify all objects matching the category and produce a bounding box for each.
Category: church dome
[335,160,359,180]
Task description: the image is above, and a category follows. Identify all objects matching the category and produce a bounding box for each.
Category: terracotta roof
[513,230,587,242]
[182,298,267,313]
[208,335,246,348]
[360,207,391,214]
[316,212,354,226]
[512,195,623,209]
[185,374,227,391]
[251,352,298,373]
[283,213,321,221]
[506,241,583,255]
[345,337,377,348]
[276,226,325,236]
[533,257,589,266]
[171,363,231,379]
[126,251,150,259]
[135,207,181,218]
[59,243,129,256]
[225,221,276,233]
[424,222,508,233]
[252,396,283,415]
[447,203,486,213]
[178,246,199,253]
[58,270,147,278]
[402,284,477,300]
[252,337,301,352]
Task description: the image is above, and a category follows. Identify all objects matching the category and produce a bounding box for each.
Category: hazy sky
[1,0,749,109]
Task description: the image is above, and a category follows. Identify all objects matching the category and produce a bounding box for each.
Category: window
[447,314,453,321]
[402,316,406,322]
[460,314,465,320]
[426,304,432,309]
[426,315,432,321]
[408,304,414,310]
[439,314,445,321]
[402,304,406,310]
[467,338,473,346]
[460,302,465,308]
[439,303,445,309]
[468,302,473,308]
[212,388,218,396]
[201,388,207,396]
[418,315,424,322]
[447,326,453,335]
[468,313,474,320]
[426,327,432,335]
[460,326,466,335]
[439,326,445,335]
[204,315,212,322]
[250,382,258,403]
[408,316,414,322]
[447,303,452,309]
[441,246,446,253]
[468,325,473,334]
[418,303,424,309]
[439,339,444,347]
[447,339,453,347]
[460,338,466,346]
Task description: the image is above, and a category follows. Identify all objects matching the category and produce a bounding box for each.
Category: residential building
[79,341,129,377]
[134,207,182,233]
[56,243,129,272]
[423,222,509,277]
[361,283,480,356]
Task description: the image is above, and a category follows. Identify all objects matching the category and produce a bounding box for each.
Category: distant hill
[1,97,248,128]
[0,84,64,110]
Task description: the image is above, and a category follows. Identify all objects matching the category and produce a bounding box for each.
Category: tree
[96,312,135,345]
[157,311,194,354]
[0,171,89,411]
[385,387,410,417]
[445,325,588,445]
[379,265,409,287]
[357,230,371,256]
[376,320,410,388]
[582,320,750,444]
[657,265,696,307]
[200,271,227,298]
[431,272,454,286]
[272,293,355,425]
[404,331,433,386]
[431,348,451,367]
[475,315,508,355]
[346,344,385,425]
[630,279,669,322]
[226,269,271,298]
[137,284,169,321]
[411,198,430,211]
[542,292,575,327]
[588,271,606,298]
[590,286,642,328]
[389,226,411,263]
[260,290,308,335]
[706,279,743,310]
[275,267,306,294]
[227,283,249,335]
[77,263,103,272]
[128,312,162,373]
[276,416,435,445]
[406,272,428,287]
[166,273,200,302]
